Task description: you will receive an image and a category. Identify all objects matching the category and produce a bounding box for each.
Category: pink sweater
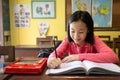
[48,36,119,63]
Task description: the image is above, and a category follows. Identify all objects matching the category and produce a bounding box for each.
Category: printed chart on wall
[14,4,30,28]
[72,0,91,14]
[92,0,113,27]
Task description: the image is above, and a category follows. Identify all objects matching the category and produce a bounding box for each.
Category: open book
[46,60,120,75]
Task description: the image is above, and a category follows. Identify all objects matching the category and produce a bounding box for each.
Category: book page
[83,60,120,74]
[46,61,86,75]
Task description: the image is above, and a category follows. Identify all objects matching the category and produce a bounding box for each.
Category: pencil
[53,36,58,58]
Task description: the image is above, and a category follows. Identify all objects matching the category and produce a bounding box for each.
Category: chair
[0,46,15,62]
[36,36,58,48]
[98,35,112,48]
[98,35,110,41]
[113,37,120,59]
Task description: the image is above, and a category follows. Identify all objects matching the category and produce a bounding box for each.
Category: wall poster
[14,4,30,28]
[72,0,91,14]
[71,0,112,27]
[92,0,113,27]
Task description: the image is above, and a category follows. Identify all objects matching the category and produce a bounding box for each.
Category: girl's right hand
[47,58,62,69]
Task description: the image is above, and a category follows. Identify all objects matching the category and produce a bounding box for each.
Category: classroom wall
[9,0,120,46]
[9,0,66,45]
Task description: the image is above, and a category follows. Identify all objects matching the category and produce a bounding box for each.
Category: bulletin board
[66,0,120,31]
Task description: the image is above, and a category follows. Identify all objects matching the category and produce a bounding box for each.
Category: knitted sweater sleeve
[79,36,119,63]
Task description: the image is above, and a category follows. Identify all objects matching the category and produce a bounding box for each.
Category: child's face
[70,20,88,46]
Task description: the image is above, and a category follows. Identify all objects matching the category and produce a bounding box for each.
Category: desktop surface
[9,67,120,80]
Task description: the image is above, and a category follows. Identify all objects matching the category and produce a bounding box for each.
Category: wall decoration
[14,4,30,28]
[38,21,49,37]
[92,0,112,27]
[66,0,118,31]
[32,0,56,19]
[72,0,91,14]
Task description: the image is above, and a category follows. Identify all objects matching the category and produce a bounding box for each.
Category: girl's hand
[62,54,79,63]
[47,58,62,69]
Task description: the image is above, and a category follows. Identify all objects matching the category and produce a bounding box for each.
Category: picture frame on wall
[31,0,56,19]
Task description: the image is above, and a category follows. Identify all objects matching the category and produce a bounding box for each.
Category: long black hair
[67,11,94,45]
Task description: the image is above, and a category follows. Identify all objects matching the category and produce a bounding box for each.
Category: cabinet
[3,0,10,45]
[0,0,10,46]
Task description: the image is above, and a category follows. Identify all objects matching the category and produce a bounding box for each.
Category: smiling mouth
[75,39,81,41]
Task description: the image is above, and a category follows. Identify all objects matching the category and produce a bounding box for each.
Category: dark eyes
[71,31,84,33]
[71,31,75,33]
[79,32,84,33]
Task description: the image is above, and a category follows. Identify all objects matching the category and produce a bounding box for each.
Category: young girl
[47,11,119,69]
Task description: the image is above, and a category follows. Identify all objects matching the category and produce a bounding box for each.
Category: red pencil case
[4,57,47,74]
